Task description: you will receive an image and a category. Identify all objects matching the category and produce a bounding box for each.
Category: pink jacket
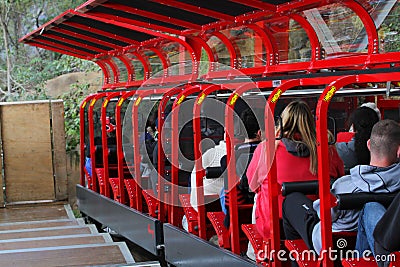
[247,140,344,239]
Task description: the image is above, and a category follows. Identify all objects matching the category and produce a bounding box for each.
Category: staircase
[0,203,138,266]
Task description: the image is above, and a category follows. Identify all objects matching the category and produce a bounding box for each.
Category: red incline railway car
[20,1,400,266]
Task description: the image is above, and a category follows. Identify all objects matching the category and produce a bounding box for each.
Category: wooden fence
[0,100,68,206]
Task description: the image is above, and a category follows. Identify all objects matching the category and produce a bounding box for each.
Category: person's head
[349,106,379,165]
[368,119,400,166]
[360,102,381,120]
[240,108,263,141]
[280,100,317,174]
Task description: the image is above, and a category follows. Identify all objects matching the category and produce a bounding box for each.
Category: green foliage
[60,82,91,152]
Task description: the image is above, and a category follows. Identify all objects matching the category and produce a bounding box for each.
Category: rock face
[45,71,102,98]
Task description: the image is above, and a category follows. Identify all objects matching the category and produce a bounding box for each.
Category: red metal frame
[101,91,123,198]
[129,88,170,211]
[88,92,109,192]
[69,10,199,76]
[80,94,97,187]
[169,84,204,227]
[107,91,138,207]
[150,0,235,22]
[22,0,400,265]
[157,86,187,222]
[95,60,111,88]
[101,2,203,31]
[223,83,267,254]
[343,0,379,56]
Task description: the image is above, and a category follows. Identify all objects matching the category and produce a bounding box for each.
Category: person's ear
[256,130,262,139]
[367,139,371,151]
[397,145,400,159]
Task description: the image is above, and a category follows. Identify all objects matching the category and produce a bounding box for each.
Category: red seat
[124,179,136,208]
[179,194,199,234]
[207,212,230,248]
[109,178,120,201]
[285,239,319,267]
[241,224,270,265]
[142,189,158,218]
[95,168,106,195]
[342,257,377,267]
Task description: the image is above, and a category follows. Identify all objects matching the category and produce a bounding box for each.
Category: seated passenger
[282,119,400,257]
[336,106,379,171]
[367,192,400,267]
[220,108,263,228]
[190,138,226,211]
[247,100,344,240]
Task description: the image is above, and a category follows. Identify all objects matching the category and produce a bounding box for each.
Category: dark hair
[240,108,263,139]
[370,119,400,162]
[349,107,379,165]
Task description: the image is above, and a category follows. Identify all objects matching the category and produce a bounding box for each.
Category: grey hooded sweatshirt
[312,163,400,254]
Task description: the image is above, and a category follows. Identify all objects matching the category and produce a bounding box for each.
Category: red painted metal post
[101,92,123,197]
[88,93,109,192]
[191,84,222,239]
[264,80,300,267]
[316,76,356,267]
[170,85,203,226]
[80,95,96,187]
[157,87,185,222]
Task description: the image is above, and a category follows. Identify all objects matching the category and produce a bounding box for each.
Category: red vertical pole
[102,92,122,197]
[157,87,183,222]
[171,85,202,226]
[316,76,356,267]
[265,80,300,267]
[80,95,96,186]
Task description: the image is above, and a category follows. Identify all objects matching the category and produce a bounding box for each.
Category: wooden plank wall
[0,100,67,204]
[51,100,68,201]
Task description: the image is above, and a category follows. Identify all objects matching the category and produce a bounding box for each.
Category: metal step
[0,218,84,231]
[0,242,135,267]
[0,224,98,240]
[0,233,112,250]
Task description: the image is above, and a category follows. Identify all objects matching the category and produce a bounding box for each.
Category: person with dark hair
[353,120,400,266]
[336,106,379,171]
[219,108,263,228]
[282,120,400,262]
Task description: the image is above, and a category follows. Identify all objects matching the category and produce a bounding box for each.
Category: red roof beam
[55,27,122,50]
[87,10,183,36]
[229,0,275,11]
[31,38,95,58]
[101,2,202,31]
[70,11,198,67]
[63,20,141,47]
[150,0,235,22]
[75,0,108,11]
[235,10,275,24]
[43,33,109,54]
[277,0,328,15]
[24,41,90,60]
[19,10,72,43]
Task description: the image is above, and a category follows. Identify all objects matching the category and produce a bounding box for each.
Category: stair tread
[0,243,135,267]
[0,233,112,250]
[0,225,98,240]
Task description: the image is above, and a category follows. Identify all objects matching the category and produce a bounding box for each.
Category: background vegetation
[0,0,97,153]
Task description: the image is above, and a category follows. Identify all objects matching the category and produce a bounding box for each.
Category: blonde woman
[246,100,344,240]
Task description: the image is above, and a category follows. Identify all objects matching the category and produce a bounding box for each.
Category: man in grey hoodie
[282,119,400,260]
